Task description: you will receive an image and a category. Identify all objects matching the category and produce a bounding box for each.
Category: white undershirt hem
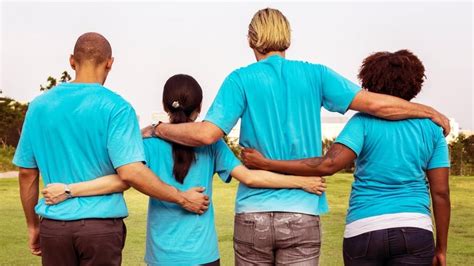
[344,212,433,238]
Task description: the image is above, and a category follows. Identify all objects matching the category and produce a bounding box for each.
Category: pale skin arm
[350,90,450,135]
[426,168,450,266]
[42,162,210,214]
[230,165,326,195]
[18,167,41,256]
[142,90,450,146]
[42,174,130,205]
[241,143,357,177]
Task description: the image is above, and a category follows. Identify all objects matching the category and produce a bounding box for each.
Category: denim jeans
[234,212,321,266]
[343,227,435,266]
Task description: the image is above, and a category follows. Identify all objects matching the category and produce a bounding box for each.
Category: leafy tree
[223,135,242,161]
[40,71,71,91]
[449,134,474,176]
[0,97,28,147]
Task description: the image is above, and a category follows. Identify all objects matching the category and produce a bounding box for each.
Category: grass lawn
[1,174,473,265]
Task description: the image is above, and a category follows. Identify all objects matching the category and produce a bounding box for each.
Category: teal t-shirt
[143,138,241,266]
[13,83,145,220]
[205,55,361,215]
[335,113,450,224]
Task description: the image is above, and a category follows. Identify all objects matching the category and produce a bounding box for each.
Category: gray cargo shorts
[234,212,321,266]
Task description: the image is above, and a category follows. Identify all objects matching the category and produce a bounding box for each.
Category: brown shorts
[39,218,126,266]
[234,212,321,266]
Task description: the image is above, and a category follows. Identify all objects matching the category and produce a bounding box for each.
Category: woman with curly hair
[242,50,451,266]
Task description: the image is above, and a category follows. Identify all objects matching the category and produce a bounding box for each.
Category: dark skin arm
[241,143,357,176]
[18,167,41,256]
[427,167,450,266]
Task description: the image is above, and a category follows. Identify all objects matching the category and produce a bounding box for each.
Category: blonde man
[143,8,450,265]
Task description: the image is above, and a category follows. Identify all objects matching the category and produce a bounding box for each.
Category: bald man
[13,32,209,265]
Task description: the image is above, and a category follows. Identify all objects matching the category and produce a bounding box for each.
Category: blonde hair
[248,8,291,54]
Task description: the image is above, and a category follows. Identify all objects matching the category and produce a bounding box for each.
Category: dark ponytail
[162,74,203,183]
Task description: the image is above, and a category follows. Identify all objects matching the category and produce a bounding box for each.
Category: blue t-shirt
[143,138,241,266]
[13,83,145,220]
[335,113,450,224]
[205,55,361,215]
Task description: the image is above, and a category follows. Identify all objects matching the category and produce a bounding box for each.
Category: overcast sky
[1,1,473,129]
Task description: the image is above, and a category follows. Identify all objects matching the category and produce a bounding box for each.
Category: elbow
[199,134,218,146]
[118,182,131,192]
[240,178,252,187]
[318,161,338,176]
[239,176,256,187]
[433,189,450,202]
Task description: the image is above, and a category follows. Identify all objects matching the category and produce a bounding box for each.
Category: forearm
[432,193,451,253]
[156,121,223,147]
[233,165,308,188]
[19,169,40,229]
[117,163,184,205]
[69,174,130,197]
[259,158,334,176]
[256,144,355,176]
[350,90,437,120]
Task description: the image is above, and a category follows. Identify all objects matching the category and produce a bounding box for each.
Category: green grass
[0,146,17,172]
[1,174,473,265]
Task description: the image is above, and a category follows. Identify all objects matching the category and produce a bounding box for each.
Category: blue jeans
[343,227,435,266]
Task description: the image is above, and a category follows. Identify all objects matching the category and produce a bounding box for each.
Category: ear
[106,57,114,70]
[69,55,76,70]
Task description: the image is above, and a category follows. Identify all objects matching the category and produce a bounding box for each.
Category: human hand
[27,226,41,256]
[432,249,446,266]
[42,183,69,205]
[430,110,450,136]
[141,125,155,138]
[241,148,269,170]
[179,187,210,214]
[302,177,327,195]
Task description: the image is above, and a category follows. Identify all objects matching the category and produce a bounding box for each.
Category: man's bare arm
[142,121,224,147]
[242,143,357,176]
[18,167,41,256]
[350,90,450,135]
[117,162,210,214]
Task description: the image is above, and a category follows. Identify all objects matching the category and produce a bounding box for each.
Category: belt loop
[81,219,85,226]
[61,220,66,226]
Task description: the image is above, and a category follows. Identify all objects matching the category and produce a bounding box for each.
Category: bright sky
[1,1,473,129]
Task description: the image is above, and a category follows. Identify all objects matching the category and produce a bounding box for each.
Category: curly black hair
[358,49,425,101]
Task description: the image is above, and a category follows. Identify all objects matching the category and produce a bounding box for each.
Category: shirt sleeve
[334,114,366,156]
[213,139,242,183]
[107,103,146,169]
[319,65,361,114]
[204,73,246,134]
[427,126,450,170]
[12,110,37,168]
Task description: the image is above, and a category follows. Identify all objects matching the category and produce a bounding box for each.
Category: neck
[72,65,107,85]
[255,51,285,61]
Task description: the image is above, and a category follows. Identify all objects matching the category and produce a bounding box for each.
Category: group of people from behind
[14,7,450,266]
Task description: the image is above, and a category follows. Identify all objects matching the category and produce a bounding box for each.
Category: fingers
[30,247,42,256]
[193,186,206,193]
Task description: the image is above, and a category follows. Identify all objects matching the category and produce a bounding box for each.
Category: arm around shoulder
[154,121,224,147]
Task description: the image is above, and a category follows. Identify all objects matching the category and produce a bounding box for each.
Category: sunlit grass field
[1,174,473,265]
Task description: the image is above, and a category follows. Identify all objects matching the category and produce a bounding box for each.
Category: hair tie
[172,101,180,109]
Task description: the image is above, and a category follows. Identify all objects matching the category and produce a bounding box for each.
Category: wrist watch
[64,184,73,199]
[151,121,163,138]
